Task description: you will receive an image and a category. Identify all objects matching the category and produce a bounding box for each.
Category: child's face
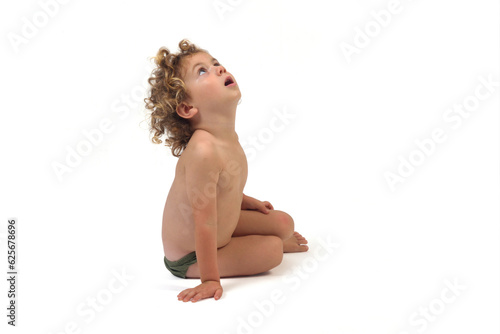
[180,52,241,112]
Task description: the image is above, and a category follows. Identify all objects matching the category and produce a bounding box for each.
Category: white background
[1,0,498,333]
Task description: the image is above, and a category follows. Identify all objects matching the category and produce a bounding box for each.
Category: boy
[145,40,308,303]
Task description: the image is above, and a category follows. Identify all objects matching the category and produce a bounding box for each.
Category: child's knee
[266,235,284,268]
[274,211,294,239]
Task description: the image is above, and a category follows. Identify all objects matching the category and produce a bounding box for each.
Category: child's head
[144,39,208,157]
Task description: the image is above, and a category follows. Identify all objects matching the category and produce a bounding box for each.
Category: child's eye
[198,67,207,75]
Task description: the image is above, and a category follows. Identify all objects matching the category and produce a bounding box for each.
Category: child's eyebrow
[191,58,219,73]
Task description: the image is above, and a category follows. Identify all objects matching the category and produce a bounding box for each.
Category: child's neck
[192,109,238,143]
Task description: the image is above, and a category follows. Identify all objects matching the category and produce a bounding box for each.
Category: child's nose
[214,65,226,75]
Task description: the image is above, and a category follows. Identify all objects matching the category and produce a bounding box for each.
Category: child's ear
[176,102,198,119]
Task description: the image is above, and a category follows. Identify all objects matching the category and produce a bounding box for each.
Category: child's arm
[241,193,274,214]
[178,142,223,302]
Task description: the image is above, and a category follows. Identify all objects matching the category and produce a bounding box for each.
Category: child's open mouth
[224,76,235,87]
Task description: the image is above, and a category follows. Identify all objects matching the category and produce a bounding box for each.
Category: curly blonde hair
[144,39,207,157]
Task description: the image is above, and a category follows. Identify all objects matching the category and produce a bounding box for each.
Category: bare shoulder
[182,130,222,168]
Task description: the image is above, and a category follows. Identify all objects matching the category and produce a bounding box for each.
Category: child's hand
[260,201,274,213]
[241,195,274,214]
[177,280,223,303]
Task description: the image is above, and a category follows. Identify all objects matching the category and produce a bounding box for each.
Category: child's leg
[232,210,294,239]
[232,210,309,253]
[185,235,283,278]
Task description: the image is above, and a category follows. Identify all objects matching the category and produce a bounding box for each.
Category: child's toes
[293,232,308,244]
[291,243,309,252]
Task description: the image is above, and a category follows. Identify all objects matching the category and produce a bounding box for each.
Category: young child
[144,39,309,303]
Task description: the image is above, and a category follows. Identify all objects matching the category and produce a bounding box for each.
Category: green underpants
[164,251,197,279]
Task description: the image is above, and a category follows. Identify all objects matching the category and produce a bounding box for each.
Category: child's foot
[283,232,309,253]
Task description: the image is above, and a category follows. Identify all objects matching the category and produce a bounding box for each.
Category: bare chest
[218,144,248,197]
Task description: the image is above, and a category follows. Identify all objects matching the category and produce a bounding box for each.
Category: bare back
[162,130,248,261]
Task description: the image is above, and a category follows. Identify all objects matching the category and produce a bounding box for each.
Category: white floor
[6,190,500,334]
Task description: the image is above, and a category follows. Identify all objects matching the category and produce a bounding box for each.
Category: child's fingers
[182,291,195,302]
[179,282,223,302]
[179,289,196,302]
[191,293,203,303]
[214,288,223,300]
[191,288,222,302]
[177,289,189,300]
[262,201,273,212]
[265,201,274,210]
